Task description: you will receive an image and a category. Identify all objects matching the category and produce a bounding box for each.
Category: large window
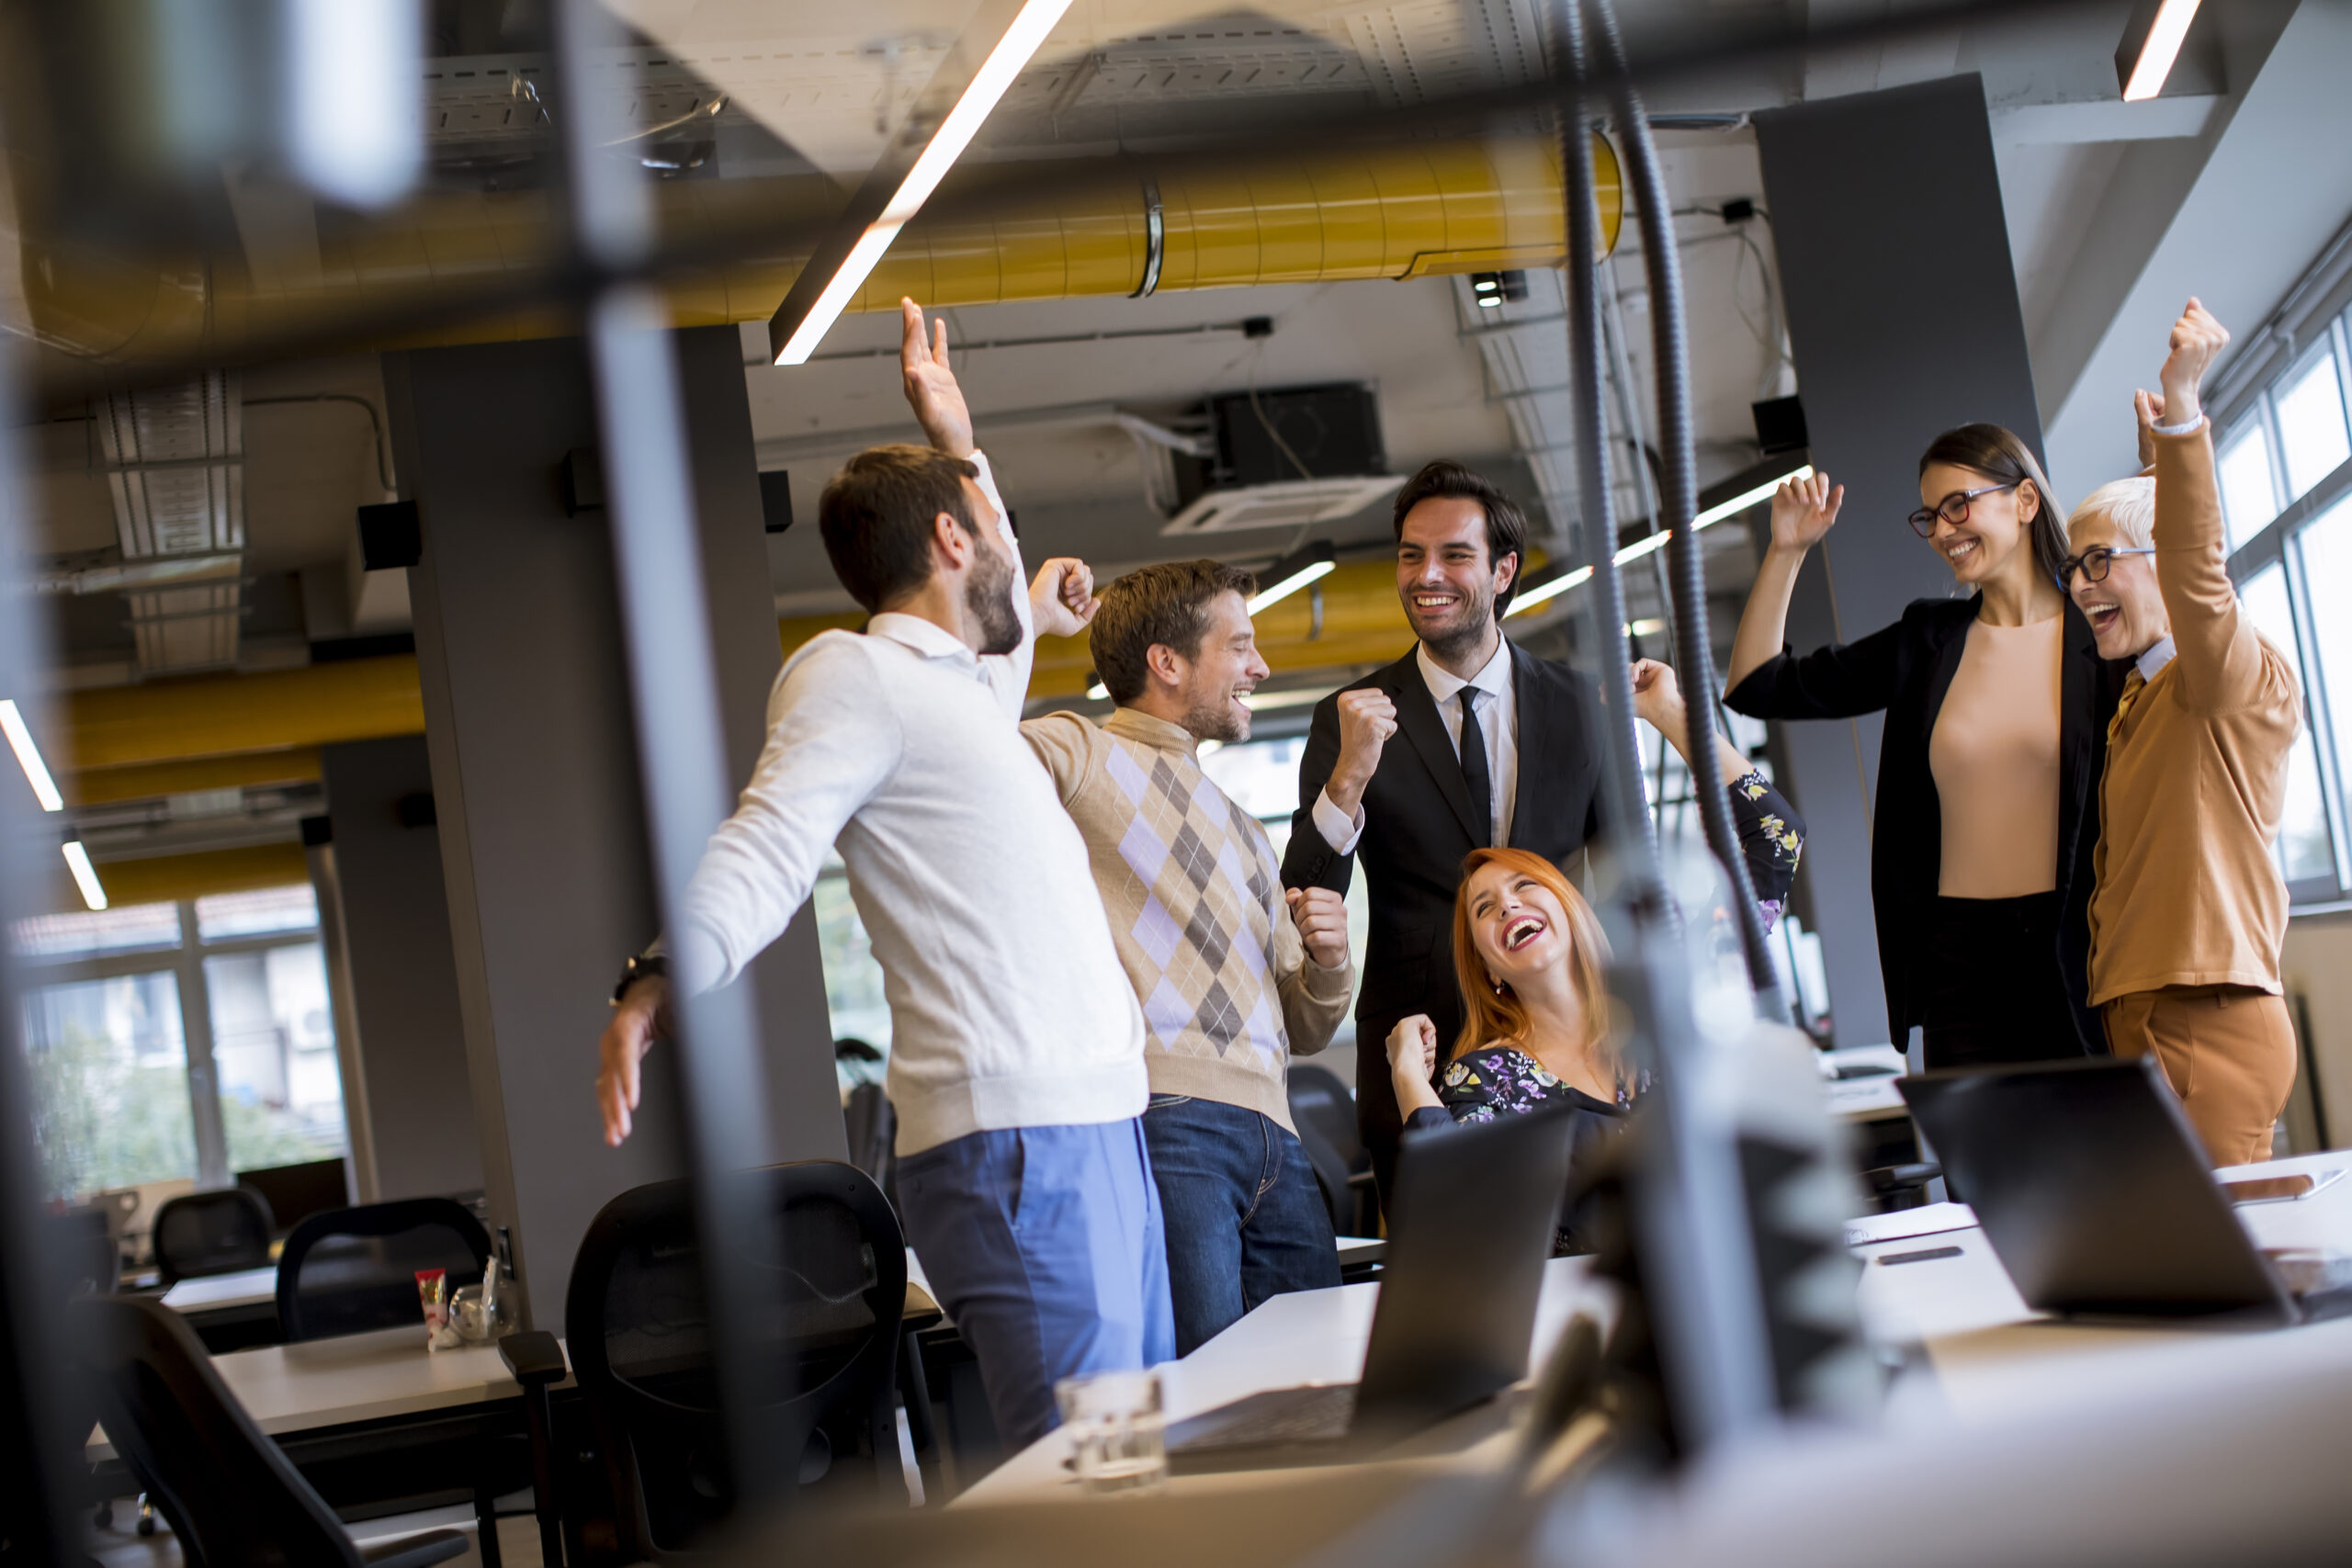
[11,886,350,1203]
[2218,290,2352,906]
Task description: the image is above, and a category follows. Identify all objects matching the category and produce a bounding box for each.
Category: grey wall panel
[319,736,482,1201]
[389,327,838,1330]
[1755,73,2045,1048]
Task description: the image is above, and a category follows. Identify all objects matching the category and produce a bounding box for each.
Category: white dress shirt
[673,449,1148,1155]
[2137,634,2177,682]
[1313,636,1520,853]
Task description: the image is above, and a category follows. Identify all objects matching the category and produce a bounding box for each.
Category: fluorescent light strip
[1246,558,1336,615]
[62,841,107,911]
[1508,465,1816,619]
[775,0,1075,365]
[0,699,63,811]
[2123,0,2203,102]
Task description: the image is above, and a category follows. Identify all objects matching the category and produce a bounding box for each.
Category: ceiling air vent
[1159,382,1399,536]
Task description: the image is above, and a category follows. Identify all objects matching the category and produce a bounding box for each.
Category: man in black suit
[1282,460,1614,1211]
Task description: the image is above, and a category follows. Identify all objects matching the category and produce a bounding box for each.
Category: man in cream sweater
[596,299,1169,1450]
[1023,562,1355,1354]
[2068,298,2301,1165]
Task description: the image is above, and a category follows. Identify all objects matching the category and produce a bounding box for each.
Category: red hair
[1449,847,1613,1064]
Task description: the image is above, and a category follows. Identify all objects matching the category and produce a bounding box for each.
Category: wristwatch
[611,952,669,1006]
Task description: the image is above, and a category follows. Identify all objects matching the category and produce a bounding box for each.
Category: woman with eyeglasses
[1723,426,2125,1069]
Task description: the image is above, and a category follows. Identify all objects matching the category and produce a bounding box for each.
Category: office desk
[1856,1148,2352,1423]
[158,1265,278,1314]
[956,1255,1600,1506]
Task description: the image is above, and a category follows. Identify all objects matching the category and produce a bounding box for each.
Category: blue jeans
[895,1117,1174,1452]
[1141,1094,1340,1356]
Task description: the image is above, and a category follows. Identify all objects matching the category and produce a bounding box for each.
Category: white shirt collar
[867,611,979,668]
[2136,635,2177,682]
[1417,636,1513,707]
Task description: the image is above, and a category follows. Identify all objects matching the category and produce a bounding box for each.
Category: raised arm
[1727,471,1846,691]
[598,643,898,1145]
[1632,660,1804,912]
[2142,299,2267,713]
[1275,885,1355,1055]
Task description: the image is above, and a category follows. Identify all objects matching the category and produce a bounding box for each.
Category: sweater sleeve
[2152,423,2269,715]
[673,638,901,993]
[1017,711,1094,807]
[1726,768,1804,912]
[1724,616,1908,721]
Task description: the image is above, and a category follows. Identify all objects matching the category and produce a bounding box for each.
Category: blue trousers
[1141,1094,1340,1357]
[895,1117,1174,1452]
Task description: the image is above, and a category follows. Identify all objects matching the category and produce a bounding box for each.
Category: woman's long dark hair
[1917,423,2069,591]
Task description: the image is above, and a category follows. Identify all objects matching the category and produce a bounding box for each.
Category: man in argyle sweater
[1024,560,1355,1354]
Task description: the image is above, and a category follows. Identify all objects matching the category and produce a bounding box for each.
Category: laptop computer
[1165,1100,1579,1470]
[1898,1057,2352,1326]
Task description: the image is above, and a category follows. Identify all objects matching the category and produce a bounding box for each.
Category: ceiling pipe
[17,135,1620,367]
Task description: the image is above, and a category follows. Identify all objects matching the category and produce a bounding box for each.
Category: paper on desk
[1843,1201,1976,1249]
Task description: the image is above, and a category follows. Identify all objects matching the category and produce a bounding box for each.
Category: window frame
[13,892,350,1194]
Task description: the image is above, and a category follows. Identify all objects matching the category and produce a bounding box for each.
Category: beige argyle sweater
[1022,708,1353,1134]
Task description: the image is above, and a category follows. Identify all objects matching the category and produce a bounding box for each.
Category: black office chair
[276,1198,490,1342]
[73,1294,468,1568]
[1289,1064,1378,1237]
[565,1160,911,1561]
[152,1187,276,1287]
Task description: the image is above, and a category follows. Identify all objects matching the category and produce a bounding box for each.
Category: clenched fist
[1285,886,1351,970]
[1326,687,1399,819]
[1385,1012,1443,1116]
[2137,296,2230,461]
[1768,470,1844,557]
[1029,557,1099,637]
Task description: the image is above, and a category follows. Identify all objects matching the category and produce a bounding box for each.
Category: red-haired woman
[1384,849,1636,1251]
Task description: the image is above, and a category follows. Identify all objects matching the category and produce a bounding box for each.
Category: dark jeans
[1141,1094,1340,1357]
[1917,892,2091,1070]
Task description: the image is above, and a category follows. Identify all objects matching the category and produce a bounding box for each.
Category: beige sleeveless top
[1928,615,2063,899]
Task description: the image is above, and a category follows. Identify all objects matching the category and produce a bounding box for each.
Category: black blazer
[1724,595,2124,1053]
[1282,643,1614,1178]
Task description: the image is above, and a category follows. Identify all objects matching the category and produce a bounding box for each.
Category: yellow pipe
[63,748,322,808]
[39,842,313,918]
[20,136,1619,363]
[58,658,423,772]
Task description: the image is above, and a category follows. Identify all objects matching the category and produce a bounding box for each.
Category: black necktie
[1458,687,1493,848]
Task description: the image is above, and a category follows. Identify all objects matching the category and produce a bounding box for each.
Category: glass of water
[1056,1368,1167,1493]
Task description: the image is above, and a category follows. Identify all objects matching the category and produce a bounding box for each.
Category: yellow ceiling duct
[35,841,311,919]
[20,135,1619,364]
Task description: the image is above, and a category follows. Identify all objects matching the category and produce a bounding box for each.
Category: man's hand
[1285,886,1351,970]
[1630,658,1686,739]
[1029,557,1099,637]
[598,977,669,1147]
[1325,688,1398,818]
[1386,1013,1442,1114]
[2154,296,2230,435]
[900,298,975,458]
[1768,470,1844,556]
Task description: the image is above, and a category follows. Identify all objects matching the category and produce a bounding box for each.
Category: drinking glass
[1056,1369,1167,1493]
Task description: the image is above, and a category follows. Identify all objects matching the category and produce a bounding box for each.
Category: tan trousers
[2102,985,2297,1168]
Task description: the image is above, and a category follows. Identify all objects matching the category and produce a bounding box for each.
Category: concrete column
[316,737,480,1202]
[388,326,841,1328]
[1754,74,2047,1049]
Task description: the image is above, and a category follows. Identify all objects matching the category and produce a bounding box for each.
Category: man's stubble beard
[965,541,1023,657]
[1416,587,1498,667]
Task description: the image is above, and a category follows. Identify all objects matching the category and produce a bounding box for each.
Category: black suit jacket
[1724,594,2123,1054]
[1281,642,1615,1200]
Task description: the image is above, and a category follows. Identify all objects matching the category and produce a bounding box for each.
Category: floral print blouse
[1403,1045,1653,1254]
[1729,768,1804,931]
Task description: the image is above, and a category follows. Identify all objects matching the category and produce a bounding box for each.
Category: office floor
[87,1496,544,1567]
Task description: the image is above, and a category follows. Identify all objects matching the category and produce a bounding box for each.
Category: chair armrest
[1345,1170,1378,1190]
[499,1330,567,1388]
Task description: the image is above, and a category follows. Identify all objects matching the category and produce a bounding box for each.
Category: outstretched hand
[1029,557,1099,637]
[1769,470,1844,555]
[597,978,668,1147]
[900,298,975,458]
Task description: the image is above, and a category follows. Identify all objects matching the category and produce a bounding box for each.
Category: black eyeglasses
[1907,481,2019,538]
[2056,546,2155,592]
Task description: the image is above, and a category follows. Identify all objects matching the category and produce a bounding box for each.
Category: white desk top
[88,1324,542,1463]
[159,1265,278,1314]
[956,1255,1600,1507]
[1855,1149,2352,1425]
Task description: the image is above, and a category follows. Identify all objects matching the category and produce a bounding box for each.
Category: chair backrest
[1287,1064,1365,1167]
[276,1198,491,1342]
[74,1294,367,1568]
[153,1188,276,1287]
[567,1161,907,1560]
